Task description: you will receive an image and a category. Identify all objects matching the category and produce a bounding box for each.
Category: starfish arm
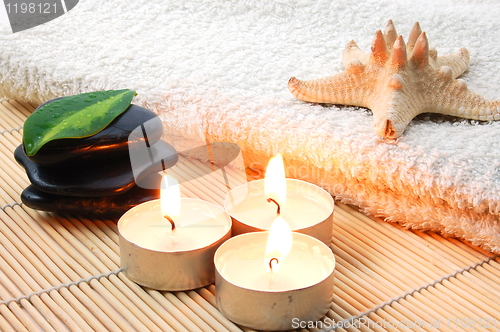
[288,71,371,105]
[370,84,423,139]
[372,103,418,139]
[342,40,369,67]
[430,79,500,121]
[430,48,470,78]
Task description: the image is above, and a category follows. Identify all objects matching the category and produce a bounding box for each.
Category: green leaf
[23,89,137,156]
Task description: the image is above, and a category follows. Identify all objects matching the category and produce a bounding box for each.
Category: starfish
[288,20,500,139]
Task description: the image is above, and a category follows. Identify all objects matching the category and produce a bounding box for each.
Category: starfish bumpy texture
[288,20,500,139]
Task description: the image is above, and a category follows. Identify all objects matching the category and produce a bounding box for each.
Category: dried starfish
[288,20,500,139]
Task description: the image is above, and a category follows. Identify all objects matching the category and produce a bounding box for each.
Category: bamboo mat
[0,99,499,332]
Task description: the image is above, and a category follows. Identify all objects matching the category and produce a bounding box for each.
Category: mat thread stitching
[321,255,499,331]
[0,268,124,307]
[1,202,22,210]
[0,127,23,135]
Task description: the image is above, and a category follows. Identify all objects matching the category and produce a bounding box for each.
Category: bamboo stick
[333,214,441,282]
[195,158,248,185]
[74,215,120,249]
[332,247,404,296]
[6,198,178,327]
[334,278,374,311]
[333,248,453,328]
[4,200,189,332]
[195,288,217,308]
[0,144,30,187]
[0,235,85,330]
[98,276,168,332]
[0,109,24,129]
[358,207,482,268]
[0,132,23,156]
[414,289,484,332]
[332,294,398,332]
[116,272,184,332]
[0,207,129,331]
[0,100,30,118]
[0,210,72,284]
[0,101,29,126]
[63,214,120,259]
[77,282,136,332]
[0,283,39,332]
[335,204,464,272]
[33,211,112,273]
[53,214,119,270]
[456,269,500,302]
[426,231,494,261]
[48,289,95,332]
[147,290,200,332]
[332,231,420,291]
[3,207,142,331]
[56,286,108,332]
[169,167,221,204]
[439,279,500,318]
[336,202,489,264]
[334,262,393,302]
[106,274,176,332]
[0,167,26,200]
[0,265,61,332]
[175,291,231,332]
[334,206,456,276]
[0,313,17,332]
[94,220,120,246]
[11,100,36,115]
[162,291,215,331]
[0,304,30,332]
[86,279,153,332]
[186,158,247,190]
[334,257,455,332]
[179,161,232,198]
[186,290,243,332]
[67,284,123,332]
[12,207,102,275]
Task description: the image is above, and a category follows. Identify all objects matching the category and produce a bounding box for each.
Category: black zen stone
[26,99,164,165]
[21,177,161,218]
[15,141,178,197]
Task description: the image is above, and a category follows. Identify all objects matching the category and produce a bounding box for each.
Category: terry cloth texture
[1,0,500,252]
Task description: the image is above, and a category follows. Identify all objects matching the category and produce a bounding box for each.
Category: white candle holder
[224,179,334,246]
[118,198,231,291]
[214,231,335,331]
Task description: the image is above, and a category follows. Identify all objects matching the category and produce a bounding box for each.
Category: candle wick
[164,215,176,231]
[269,257,279,272]
[266,198,281,215]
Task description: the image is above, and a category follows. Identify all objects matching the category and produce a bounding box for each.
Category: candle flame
[265,216,292,273]
[160,174,180,227]
[264,154,286,206]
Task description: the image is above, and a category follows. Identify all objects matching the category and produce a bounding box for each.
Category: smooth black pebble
[21,175,161,218]
[26,101,164,166]
[15,141,178,197]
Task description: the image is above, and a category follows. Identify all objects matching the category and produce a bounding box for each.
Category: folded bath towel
[1,0,500,252]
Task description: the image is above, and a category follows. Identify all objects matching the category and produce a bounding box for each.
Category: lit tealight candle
[118,174,232,291]
[215,218,335,331]
[225,154,334,245]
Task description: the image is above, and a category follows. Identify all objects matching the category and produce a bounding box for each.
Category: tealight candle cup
[224,179,334,246]
[118,198,231,291]
[214,231,335,331]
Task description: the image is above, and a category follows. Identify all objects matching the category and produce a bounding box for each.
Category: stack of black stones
[15,99,178,218]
